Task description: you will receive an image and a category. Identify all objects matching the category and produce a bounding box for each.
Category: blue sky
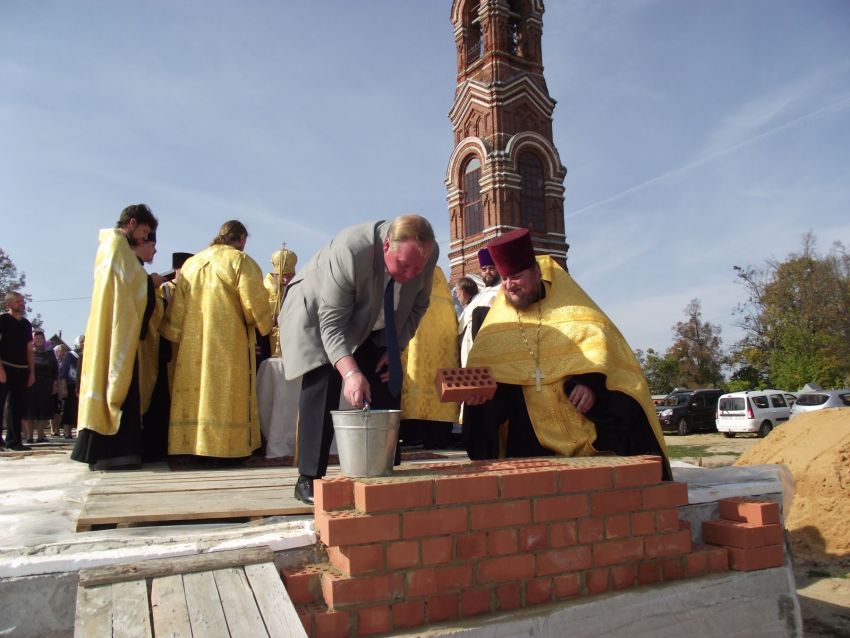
[2,1,849,354]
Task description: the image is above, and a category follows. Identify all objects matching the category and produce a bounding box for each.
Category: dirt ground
[664,426,850,637]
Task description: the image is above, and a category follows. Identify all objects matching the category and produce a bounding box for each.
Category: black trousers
[0,366,28,447]
[297,336,400,478]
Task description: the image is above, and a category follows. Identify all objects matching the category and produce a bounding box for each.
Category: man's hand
[464,393,492,406]
[343,371,371,409]
[568,383,595,413]
[27,370,35,388]
[375,351,390,384]
[0,366,6,384]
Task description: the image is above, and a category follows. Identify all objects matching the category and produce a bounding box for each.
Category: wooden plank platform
[76,465,319,531]
[75,548,307,638]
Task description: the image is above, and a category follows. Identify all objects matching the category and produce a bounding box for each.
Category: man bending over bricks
[463,228,671,479]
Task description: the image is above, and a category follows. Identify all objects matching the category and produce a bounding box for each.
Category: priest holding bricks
[463,228,671,478]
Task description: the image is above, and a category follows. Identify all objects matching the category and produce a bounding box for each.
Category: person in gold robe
[465,228,671,479]
[263,247,297,358]
[71,204,160,470]
[400,266,460,448]
[162,220,273,459]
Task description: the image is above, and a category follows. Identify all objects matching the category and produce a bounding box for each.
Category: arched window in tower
[507,0,525,56]
[462,157,483,236]
[466,2,482,64]
[519,151,545,231]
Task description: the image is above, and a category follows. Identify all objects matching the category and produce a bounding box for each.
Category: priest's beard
[505,282,543,310]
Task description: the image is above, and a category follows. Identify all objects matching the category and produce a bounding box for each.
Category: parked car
[656,389,723,435]
[715,390,794,438]
[790,389,850,418]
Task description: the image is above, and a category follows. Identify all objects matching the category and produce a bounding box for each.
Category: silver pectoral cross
[534,366,544,391]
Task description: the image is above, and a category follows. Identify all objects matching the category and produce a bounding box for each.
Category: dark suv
[656,389,723,435]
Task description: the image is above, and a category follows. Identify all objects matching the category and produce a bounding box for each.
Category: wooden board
[150,574,193,638]
[183,570,230,638]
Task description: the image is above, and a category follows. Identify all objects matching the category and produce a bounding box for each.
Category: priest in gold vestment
[72,204,160,470]
[400,266,460,448]
[263,247,297,358]
[465,228,671,479]
[162,221,273,458]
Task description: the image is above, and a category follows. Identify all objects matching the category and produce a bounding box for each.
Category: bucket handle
[360,402,371,423]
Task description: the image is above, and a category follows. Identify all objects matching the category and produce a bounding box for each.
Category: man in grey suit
[279,214,438,504]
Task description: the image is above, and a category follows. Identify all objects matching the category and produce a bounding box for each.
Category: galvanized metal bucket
[330,407,401,477]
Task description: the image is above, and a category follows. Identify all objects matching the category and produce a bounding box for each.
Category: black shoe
[294,475,315,505]
[9,443,31,451]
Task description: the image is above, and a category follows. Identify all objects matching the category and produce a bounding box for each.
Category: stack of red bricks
[702,497,785,571]
[284,455,737,637]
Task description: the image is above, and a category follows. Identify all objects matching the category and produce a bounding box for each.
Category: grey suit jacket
[279,220,439,380]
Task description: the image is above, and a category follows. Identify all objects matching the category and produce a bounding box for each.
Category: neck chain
[516,301,545,391]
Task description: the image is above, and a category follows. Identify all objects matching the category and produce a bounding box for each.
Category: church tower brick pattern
[446,0,568,282]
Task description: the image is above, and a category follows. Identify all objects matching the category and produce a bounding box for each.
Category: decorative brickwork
[280,456,784,637]
[446,0,569,282]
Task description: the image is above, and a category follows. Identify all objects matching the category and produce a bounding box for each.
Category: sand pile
[735,408,850,561]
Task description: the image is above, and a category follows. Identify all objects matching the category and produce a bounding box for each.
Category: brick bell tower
[446,0,568,282]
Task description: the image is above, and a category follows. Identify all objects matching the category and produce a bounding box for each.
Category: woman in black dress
[23,331,58,443]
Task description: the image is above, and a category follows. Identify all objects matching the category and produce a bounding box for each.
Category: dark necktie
[384,280,402,397]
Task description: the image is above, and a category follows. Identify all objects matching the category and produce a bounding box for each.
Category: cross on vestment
[534,366,544,391]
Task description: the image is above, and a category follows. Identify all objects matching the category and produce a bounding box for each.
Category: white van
[715,390,796,438]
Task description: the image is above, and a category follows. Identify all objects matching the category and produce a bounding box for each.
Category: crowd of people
[1,204,670,503]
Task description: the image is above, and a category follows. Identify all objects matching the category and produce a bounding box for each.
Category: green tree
[635,347,681,395]
[732,233,850,389]
[666,298,725,388]
[0,247,42,328]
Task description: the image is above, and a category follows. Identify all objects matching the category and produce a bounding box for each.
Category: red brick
[495,583,521,611]
[584,568,609,595]
[421,536,453,565]
[315,477,355,512]
[578,517,604,543]
[533,494,589,522]
[477,554,535,584]
[461,589,491,617]
[536,546,592,576]
[727,545,784,571]
[406,568,438,598]
[590,489,643,515]
[638,561,662,586]
[685,549,708,576]
[354,479,433,513]
[550,521,578,548]
[484,528,517,556]
[656,509,680,532]
[611,563,637,590]
[557,464,614,493]
[592,538,644,567]
[435,367,496,403]
[386,540,419,569]
[642,482,689,509]
[718,497,780,525]
[553,572,580,599]
[525,577,552,605]
[356,604,390,636]
[500,469,559,498]
[763,523,785,546]
[661,558,685,581]
[427,593,459,623]
[456,533,487,560]
[644,529,692,558]
[283,566,324,604]
[328,544,384,576]
[605,513,631,539]
[391,600,425,630]
[705,545,730,572]
[321,571,404,608]
[612,457,663,487]
[702,519,775,549]
[295,605,312,634]
[403,507,467,538]
[471,500,531,529]
[313,607,351,638]
[520,525,549,551]
[317,510,400,547]
[435,475,499,504]
[436,565,473,591]
[631,511,655,536]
